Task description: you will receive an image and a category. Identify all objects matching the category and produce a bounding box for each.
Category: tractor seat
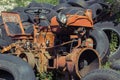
[1,11,33,40]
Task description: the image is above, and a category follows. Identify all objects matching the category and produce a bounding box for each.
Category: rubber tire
[81,69,120,80]
[59,0,104,7]
[26,7,57,23]
[90,27,109,60]
[110,59,120,70]
[27,1,54,9]
[0,20,13,46]
[94,22,120,62]
[0,54,35,80]
[53,3,72,12]
[27,1,56,20]
[0,39,10,47]
[59,0,67,3]
[88,3,103,19]
[67,0,88,8]
[12,7,29,22]
[86,0,104,6]
[61,7,85,15]
[6,23,22,34]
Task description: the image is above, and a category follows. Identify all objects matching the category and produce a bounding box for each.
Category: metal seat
[1,12,33,40]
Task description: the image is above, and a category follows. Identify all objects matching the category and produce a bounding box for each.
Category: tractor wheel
[90,27,109,60]
[0,54,35,80]
[94,22,120,62]
[81,69,120,80]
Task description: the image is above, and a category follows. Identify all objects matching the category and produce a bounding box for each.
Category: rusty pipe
[74,48,101,78]
[53,48,101,79]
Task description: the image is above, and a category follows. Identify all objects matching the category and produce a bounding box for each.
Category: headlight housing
[57,12,67,26]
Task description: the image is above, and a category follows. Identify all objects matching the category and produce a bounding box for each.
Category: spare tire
[90,27,109,60]
[0,54,35,80]
[94,22,120,62]
[81,69,120,80]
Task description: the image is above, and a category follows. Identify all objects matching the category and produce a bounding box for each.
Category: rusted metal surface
[0,10,101,79]
[50,9,93,28]
[1,12,33,40]
[75,48,101,78]
[18,52,36,68]
[37,31,55,47]
[1,12,25,35]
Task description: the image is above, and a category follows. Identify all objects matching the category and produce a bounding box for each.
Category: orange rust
[1,43,16,53]
[37,31,55,47]
[1,12,34,40]
[75,48,101,78]
[33,25,38,43]
[1,12,25,35]
[50,9,93,28]
[85,38,93,48]
[0,9,101,79]
[57,56,66,68]
[70,35,78,39]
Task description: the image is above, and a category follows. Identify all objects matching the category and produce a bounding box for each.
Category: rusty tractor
[1,7,101,79]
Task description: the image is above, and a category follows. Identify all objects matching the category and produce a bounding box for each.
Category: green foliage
[102,62,111,69]
[37,72,53,80]
[110,31,119,53]
[35,0,58,5]
[15,0,58,7]
[15,0,32,7]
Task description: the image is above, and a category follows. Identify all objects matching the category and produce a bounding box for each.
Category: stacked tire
[0,54,35,80]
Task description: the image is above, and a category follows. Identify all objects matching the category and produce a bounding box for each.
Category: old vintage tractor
[1,7,101,79]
